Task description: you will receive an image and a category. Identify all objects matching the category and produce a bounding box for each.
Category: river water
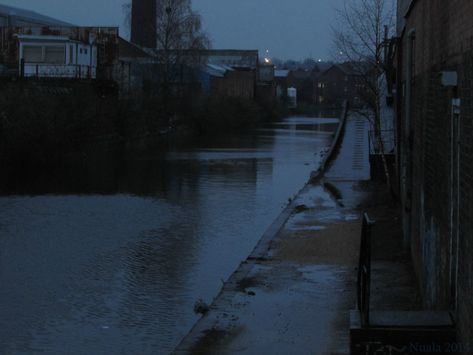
[0,116,338,354]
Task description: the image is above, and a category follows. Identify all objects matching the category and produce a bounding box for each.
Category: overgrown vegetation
[0,80,283,169]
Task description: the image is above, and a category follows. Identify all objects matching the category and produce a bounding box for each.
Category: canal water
[0,116,338,354]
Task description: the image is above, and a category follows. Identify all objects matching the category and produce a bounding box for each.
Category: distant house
[258,64,274,82]
[275,69,289,99]
[193,50,259,100]
[255,62,276,103]
[198,63,255,99]
[287,68,316,104]
[0,4,119,80]
[17,34,97,79]
[314,63,367,108]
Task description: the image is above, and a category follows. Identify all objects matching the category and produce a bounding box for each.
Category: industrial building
[0,4,118,80]
[393,0,473,346]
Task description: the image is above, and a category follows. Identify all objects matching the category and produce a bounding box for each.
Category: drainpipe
[89,44,93,79]
[403,28,415,248]
[20,58,24,78]
[443,71,460,313]
[405,29,415,148]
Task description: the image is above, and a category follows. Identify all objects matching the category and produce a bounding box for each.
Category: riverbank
[0,80,288,170]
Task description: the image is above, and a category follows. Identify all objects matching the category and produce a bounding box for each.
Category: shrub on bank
[0,81,287,168]
[0,82,126,167]
[182,94,290,135]
[187,96,262,134]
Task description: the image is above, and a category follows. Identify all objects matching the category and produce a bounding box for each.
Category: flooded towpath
[0,116,338,354]
[174,112,372,355]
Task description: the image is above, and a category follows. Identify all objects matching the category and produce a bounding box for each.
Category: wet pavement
[174,113,373,354]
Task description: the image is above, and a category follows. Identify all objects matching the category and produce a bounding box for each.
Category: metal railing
[21,62,96,79]
[357,212,375,327]
[368,129,395,155]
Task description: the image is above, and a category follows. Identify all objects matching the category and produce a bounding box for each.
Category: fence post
[357,212,375,327]
[20,58,25,78]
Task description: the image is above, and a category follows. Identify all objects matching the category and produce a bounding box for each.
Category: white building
[0,4,98,80]
[17,34,97,79]
[287,87,297,108]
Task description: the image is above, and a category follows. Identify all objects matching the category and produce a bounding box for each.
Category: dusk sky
[0,0,345,60]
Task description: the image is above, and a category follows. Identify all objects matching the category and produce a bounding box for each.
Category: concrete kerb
[172,101,350,354]
[249,100,349,259]
[309,100,349,185]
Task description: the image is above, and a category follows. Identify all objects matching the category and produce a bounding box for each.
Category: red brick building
[314,63,366,108]
[394,0,473,345]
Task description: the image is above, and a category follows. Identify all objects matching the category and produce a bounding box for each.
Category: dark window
[44,46,65,64]
[69,45,74,64]
[23,46,42,62]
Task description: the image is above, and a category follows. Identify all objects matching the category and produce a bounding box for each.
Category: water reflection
[0,116,338,354]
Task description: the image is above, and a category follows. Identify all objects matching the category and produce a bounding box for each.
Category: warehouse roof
[0,4,74,27]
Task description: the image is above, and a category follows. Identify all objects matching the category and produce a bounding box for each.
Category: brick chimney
[130,0,157,48]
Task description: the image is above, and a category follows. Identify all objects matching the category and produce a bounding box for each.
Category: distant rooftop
[202,63,236,77]
[0,4,74,27]
[275,69,289,77]
[16,34,70,42]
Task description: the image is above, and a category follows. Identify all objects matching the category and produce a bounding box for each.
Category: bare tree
[333,0,395,193]
[154,0,210,88]
[124,0,210,88]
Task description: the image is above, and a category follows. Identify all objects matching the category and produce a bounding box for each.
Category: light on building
[263,49,271,65]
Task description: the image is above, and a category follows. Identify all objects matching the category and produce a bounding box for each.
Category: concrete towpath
[172,113,406,355]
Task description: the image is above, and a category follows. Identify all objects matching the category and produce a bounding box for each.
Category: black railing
[22,63,96,79]
[368,129,395,155]
[357,212,375,327]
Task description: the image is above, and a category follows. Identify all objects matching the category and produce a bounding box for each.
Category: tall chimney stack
[130,0,157,48]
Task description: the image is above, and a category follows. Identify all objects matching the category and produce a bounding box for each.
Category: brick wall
[210,70,255,100]
[397,0,473,344]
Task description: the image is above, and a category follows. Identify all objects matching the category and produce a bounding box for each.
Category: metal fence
[357,212,375,327]
[22,63,96,79]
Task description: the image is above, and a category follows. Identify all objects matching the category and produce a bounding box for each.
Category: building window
[44,46,65,64]
[23,46,43,62]
[84,48,88,55]
[69,45,74,64]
